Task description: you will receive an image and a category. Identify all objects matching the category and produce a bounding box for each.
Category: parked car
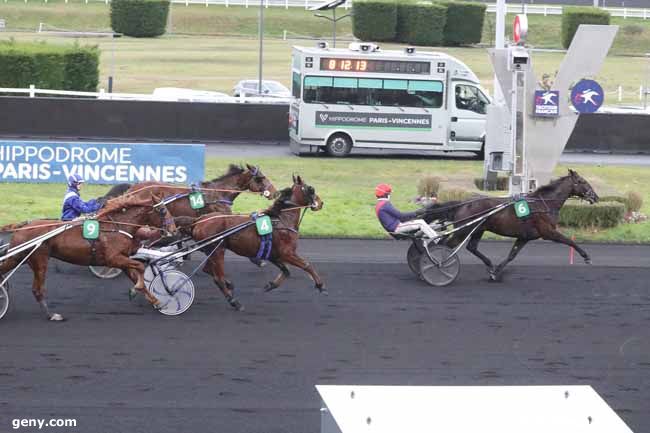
[232,80,291,98]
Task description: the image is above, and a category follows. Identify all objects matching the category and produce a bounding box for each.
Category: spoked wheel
[149,269,195,316]
[89,266,123,279]
[407,242,423,278]
[419,245,460,287]
[0,283,9,321]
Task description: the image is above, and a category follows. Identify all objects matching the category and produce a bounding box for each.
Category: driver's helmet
[67,174,85,188]
[375,183,392,198]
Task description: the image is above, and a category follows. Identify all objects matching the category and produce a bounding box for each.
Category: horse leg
[203,254,244,311]
[111,256,160,308]
[282,253,326,295]
[538,226,592,264]
[27,252,62,321]
[492,238,529,280]
[264,260,291,292]
[451,228,496,279]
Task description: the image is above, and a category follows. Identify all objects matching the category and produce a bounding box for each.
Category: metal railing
[0,85,292,104]
[4,0,650,16]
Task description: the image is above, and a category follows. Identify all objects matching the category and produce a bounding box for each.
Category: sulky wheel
[149,269,195,316]
[0,283,9,321]
[419,244,460,287]
[407,242,423,277]
[89,266,123,279]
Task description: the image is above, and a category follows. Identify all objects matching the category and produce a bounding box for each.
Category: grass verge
[1,157,649,243]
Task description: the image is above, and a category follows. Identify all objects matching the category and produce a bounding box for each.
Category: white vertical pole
[494,0,506,105]
[285,0,288,9]
[639,85,643,101]
[29,84,35,98]
[617,85,622,102]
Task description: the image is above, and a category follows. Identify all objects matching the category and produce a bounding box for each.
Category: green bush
[561,6,610,49]
[417,175,442,198]
[396,2,447,46]
[437,1,486,46]
[438,188,477,203]
[351,0,397,42]
[0,41,99,92]
[474,176,508,191]
[110,0,170,38]
[558,200,624,229]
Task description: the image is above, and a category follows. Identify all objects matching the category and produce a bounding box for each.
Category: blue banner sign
[533,90,559,117]
[0,141,205,184]
[571,79,604,114]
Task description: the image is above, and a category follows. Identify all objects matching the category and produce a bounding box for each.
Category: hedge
[561,6,610,49]
[396,2,447,46]
[558,200,624,229]
[437,1,486,46]
[352,0,397,42]
[0,42,99,92]
[110,0,170,38]
[474,176,508,191]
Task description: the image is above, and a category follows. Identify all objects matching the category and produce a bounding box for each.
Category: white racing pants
[394,219,438,239]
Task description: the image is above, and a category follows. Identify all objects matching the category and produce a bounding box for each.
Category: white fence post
[283,29,287,40]
[543,6,547,16]
[225,0,228,7]
[205,0,208,7]
[29,85,35,98]
[640,86,644,101]
[245,0,248,7]
[265,0,268,8]
[623,8,627,19]
[618,86,622,102]
[304,0,307,9]
[285,0,288,9]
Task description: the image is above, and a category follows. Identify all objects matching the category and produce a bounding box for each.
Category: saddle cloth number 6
[514,200,530,218]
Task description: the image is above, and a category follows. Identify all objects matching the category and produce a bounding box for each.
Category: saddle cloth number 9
[256,215,273,236]
[83,220,100,240]
[189,192,205,210]
[514,200,530,218]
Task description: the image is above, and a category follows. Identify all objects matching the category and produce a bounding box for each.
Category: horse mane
[97,195,149,217]
[265,187,293,217]
[204,164,245,184]
[100,183,132,200]
[532,174,570,196]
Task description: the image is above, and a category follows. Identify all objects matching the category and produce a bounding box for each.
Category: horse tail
[98,183,132,201]
[422,200,463,224]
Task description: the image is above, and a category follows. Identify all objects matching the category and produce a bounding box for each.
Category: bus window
[304,76,333,104]
[455,84,489,114]
[292,72,301,99]
[407,80,444,108]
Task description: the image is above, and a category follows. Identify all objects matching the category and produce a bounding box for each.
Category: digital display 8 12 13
[320,58,431,75]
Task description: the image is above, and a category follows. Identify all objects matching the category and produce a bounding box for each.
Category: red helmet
[375,183,392,198]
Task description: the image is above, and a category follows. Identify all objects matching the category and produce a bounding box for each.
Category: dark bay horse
[0,195,177,321]
[425,169,599,281]
[188,175,324,311]
[125,164,277,217]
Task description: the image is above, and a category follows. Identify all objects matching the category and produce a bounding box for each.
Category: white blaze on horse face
[263,190,271,198]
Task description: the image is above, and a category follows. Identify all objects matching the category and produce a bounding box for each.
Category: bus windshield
[303,76,444,109]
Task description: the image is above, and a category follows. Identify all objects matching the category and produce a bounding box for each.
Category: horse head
[245,163,277,199]
[292,174,323,211]
[151,193,179,237]
[568,169,599,204]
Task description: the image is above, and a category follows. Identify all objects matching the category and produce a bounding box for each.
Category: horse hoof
[318,288,329,296]
[128,289,138,301]
[264,282,277,292]
[49,313,65,322]
[585,258,592,265]
[488,272,499,282]
[230,299,244,311]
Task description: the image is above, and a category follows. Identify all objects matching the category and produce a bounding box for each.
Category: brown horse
[426,169,598,281]
[0,195,177,321]
[188,175,324,311]
[125,163,277,217]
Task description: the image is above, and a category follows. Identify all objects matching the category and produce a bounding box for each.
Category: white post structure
[494,0,506,105]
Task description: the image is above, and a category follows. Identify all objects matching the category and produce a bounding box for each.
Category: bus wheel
[325,134,352,157]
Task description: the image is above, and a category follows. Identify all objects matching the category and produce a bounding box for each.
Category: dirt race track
[0,240,648,433]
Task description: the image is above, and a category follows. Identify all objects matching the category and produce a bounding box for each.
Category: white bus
[289,42,490,157]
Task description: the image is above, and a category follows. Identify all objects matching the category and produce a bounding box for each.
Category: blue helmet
[67,174,85,188]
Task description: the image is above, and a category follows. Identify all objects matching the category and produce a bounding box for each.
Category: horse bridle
[247,166,272,198]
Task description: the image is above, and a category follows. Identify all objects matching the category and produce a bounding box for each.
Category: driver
[375,183,437,239]
[61,174,103,221]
